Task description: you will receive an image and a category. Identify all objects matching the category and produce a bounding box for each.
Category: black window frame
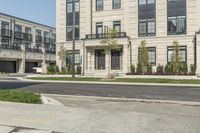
[96,0,104,11]
[66,0,80,41]
[66,50,81,65]
[112,0,121,9]
[147,47,156,66]
[167,46,187,63]
[113,21,121,33]
[138,0,156,37]
[111,49,123,70]
[95,49,105,70]
[167,0,187,35]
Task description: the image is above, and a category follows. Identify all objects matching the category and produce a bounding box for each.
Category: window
[96,0,103,11]
[95,49,105,70]
[139,0,155,5]
[25,27,31,34]
[66,50,80,65]
[1,38,10,46]
[14,25,22,32]
[1,21,9,30]
[96,22,103,38]
[67,0,80,40]
[167,0,186,35]
[139,19,155,36]
[113,0,121,9]
[167,46,187,63]
[148,47,156,65]
[111,49,122,70]
[113,21,121,32]
[138,0,156,37]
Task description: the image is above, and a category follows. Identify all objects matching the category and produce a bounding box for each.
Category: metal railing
[1,29,12,37]
[0,44,21,50]
[85,32,127,40]
[14,32,33,42]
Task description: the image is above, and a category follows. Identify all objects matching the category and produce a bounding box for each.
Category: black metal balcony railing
[46,48,56,54]
[36,35,42,43]
[23,33,33,42]
[1,29,12,37]
[0,44,21,50]
[85,32,127,40]
[14,32,33,42]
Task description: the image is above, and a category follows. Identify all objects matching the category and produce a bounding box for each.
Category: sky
[0,0,56,27]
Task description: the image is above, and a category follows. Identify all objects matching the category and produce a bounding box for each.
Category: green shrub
[136,64,142,74]
[179,63,188,75]
[157,64,164,75]
[131,65,136,74]
[147,64,152,74]
[164,64,172,75]
[47,65,59,74]
[76,66,82,74]
[59,69,68,75]
[190,64,196,75]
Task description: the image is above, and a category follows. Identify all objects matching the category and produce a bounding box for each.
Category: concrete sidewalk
[0,96,200,133]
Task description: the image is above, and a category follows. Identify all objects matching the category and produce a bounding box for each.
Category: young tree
[171,41,180,74]
[138,40,149,74]
[58,43,67,71]
[100,29,120,78]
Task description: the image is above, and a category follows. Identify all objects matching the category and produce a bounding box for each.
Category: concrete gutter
[17,77,200,87]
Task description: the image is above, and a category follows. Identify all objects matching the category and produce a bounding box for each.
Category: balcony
[43,37,50,44]
[85,32,127,40]
[14,32,33,42]
[36,35,42,43]
[0,44,21,50]
[1,29,12,37]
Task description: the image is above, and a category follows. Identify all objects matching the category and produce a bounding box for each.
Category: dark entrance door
[25,62,38,73]
[0,61,16,73]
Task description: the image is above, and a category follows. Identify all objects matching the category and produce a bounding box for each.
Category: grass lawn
[29,77,200,84]
[0,89,42,104]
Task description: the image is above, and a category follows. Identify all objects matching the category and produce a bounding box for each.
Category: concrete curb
[41,95,64,106]
[17,77,200,87]
[43,94,200,106]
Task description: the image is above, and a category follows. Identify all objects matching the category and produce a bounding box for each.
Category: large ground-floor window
[147,47,156,66]
[167,46,187,63]
[66,50,80,65]
[95,49,105,70]
[111,49,122,70]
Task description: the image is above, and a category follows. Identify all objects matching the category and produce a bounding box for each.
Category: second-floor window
[1,21,9,30]
[138,0,156,37]
[113,0,121,9]
[67,0,80,40]
[96,22,103,35]
[167,0,186,35]
[25,27,31,34]
[96,0,103,11]
[113,21,121,32]
[14,25,22,33]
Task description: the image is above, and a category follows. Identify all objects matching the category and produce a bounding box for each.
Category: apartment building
[0,13,56,73]
[56,0,200,76]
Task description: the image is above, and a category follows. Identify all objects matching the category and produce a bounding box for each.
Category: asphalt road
[0,80,200,102]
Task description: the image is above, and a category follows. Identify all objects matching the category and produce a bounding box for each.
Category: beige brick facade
[56,0,200,75]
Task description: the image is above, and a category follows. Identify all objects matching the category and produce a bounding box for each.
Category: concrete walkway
[0,96,200,133]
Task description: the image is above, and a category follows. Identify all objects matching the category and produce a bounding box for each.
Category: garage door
[25,62,38,73]
[0,61,16,73]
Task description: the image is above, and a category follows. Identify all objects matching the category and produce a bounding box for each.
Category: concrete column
[123,43,129,74]
[11,18,15,46]
[81,41,85,75]
[32,26,36,48]
[42,44,47,74]
[196,34,200,75]
[18,42,26,74]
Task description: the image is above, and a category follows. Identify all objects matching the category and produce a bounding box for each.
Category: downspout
[194,34,197,68]
[90,0,93,34]
[82,39,85,76]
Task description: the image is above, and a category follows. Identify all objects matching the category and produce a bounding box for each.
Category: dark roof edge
[0,12,56,30]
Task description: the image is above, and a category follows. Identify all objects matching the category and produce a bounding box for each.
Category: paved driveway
[0,96,200,133]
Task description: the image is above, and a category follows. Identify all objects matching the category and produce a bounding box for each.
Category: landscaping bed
[0,90,42,104]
